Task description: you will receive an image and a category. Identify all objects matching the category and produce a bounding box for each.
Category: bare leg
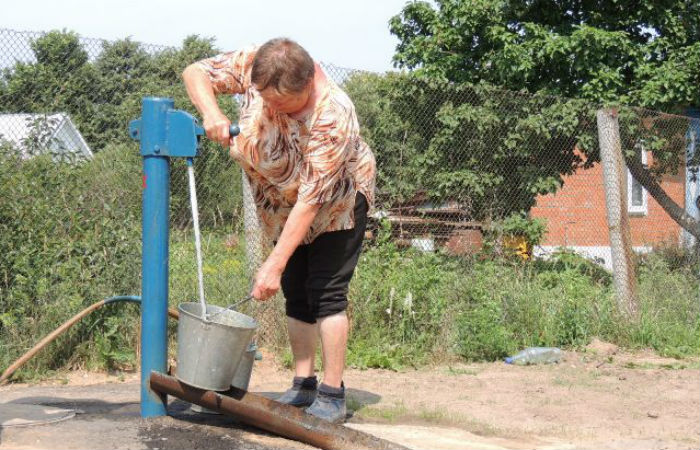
[318,311,349,388]
[287,317,318,378]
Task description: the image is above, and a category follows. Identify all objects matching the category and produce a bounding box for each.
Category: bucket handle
[206,295,253,321]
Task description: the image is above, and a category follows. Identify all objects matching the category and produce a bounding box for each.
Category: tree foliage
[384,0,699,234]
[390,0,699,111]
[0,30,242,228]
[345,72,595,218]
[0,31,237,148]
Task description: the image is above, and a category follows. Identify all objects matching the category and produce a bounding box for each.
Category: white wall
[534,245,652,271]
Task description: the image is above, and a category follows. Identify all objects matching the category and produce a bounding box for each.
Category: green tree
[389,0,700,237]
[91,38,157,146]
[345,71,593,218]
[90,34,223,149]
[0,30,102,143]
[390,0,699,110]
[0,30,242,228]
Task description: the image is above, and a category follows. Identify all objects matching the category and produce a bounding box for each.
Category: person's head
[251,38,315,114]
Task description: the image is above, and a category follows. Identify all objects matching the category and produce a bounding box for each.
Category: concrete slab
[0,404,75,428]
[0,381,312,450]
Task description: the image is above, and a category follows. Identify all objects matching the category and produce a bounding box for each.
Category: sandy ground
[1,344,698,450]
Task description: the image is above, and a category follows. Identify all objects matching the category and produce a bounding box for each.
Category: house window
[627,145,648,215]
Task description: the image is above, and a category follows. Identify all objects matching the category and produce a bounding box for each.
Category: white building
[0,113,93,161]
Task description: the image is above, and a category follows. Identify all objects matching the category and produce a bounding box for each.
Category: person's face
[257,82,312,114]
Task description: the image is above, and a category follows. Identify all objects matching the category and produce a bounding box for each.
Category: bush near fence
[2,145,697,378]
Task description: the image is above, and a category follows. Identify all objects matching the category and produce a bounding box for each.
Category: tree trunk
[624,156,700,240]
[597,109,639,319]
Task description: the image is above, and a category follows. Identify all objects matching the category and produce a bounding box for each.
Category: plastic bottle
[504,347,563,365]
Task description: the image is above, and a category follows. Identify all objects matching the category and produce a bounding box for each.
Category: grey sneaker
[276,376,318,407]
[305,382,346,424]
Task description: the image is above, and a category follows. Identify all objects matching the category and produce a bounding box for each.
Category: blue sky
[1,0,412,72]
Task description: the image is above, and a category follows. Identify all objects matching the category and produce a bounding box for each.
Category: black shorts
[281,192,368,324]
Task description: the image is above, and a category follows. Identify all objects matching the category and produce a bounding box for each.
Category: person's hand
[202,111,231,147]
[251,259,283,301]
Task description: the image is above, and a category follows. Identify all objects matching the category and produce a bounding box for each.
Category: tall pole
[138,97,173,417]
[241,168,263,277]
[597,108,639,319]
[130,98,234,417]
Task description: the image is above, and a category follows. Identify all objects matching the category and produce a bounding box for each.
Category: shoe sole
[304,409,347,424]
[275,397,315,408]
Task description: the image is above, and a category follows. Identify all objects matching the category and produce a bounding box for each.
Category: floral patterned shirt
[196,46,376,244]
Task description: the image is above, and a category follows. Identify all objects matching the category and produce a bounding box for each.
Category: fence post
[241,168,263,276]
[596,108,639,318]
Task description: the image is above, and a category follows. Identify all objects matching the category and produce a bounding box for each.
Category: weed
[623,361,691,370]
[445,366,479,376]
[355,402,409,422]
[2,152,698,378]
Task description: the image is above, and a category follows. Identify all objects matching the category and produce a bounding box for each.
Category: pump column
[130,97,173,417]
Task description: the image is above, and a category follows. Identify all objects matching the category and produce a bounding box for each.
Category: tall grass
[1,146,697,379]
[347,233,699,369]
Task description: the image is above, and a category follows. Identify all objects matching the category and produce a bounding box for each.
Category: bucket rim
[178,302,258,330]
[174,374,230,392]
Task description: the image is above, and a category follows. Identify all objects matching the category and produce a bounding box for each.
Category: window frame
[627,143,648,216]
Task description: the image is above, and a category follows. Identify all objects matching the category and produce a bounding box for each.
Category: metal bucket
[231,342,257,390]
[176,302,257,391]
[191,341,258,414]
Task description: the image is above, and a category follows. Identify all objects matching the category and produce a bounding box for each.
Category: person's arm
[182,65,231,146]
[251,200,321,300]
[182,47,257,146]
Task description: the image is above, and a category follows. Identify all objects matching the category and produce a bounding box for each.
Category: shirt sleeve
[297,101,357,205]
[195,45,257,95]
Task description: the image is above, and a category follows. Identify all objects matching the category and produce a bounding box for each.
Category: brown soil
[252,347,699,449]
[1,346,698,450]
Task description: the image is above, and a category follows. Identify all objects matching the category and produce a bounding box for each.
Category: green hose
[104,295,142,305]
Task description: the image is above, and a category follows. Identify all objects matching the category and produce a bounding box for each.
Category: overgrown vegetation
[0,140,246,380]
[345,223,699,369]
[0,29,698,380]
[0,145,141,377]
[1,150,697,378]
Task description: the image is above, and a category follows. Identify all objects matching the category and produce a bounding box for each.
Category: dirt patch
[1,349,698,450]
[585,338,619,356]
[251,349,700,449]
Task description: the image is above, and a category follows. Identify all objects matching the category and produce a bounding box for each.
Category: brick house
[531,118,699,270]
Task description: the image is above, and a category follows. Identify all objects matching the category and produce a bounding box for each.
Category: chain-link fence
[1,28,697,376]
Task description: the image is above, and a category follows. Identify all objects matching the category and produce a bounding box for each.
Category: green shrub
[0,144,142,377]
[347,232,462,368]
[169,143,244,229]
[499,213,548,246]
[455,296,514,361]
[450,254,614,361]
[345,242,698,369]
[629,251,700,357]
[2,148,697,379]
[169,230,251,308]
